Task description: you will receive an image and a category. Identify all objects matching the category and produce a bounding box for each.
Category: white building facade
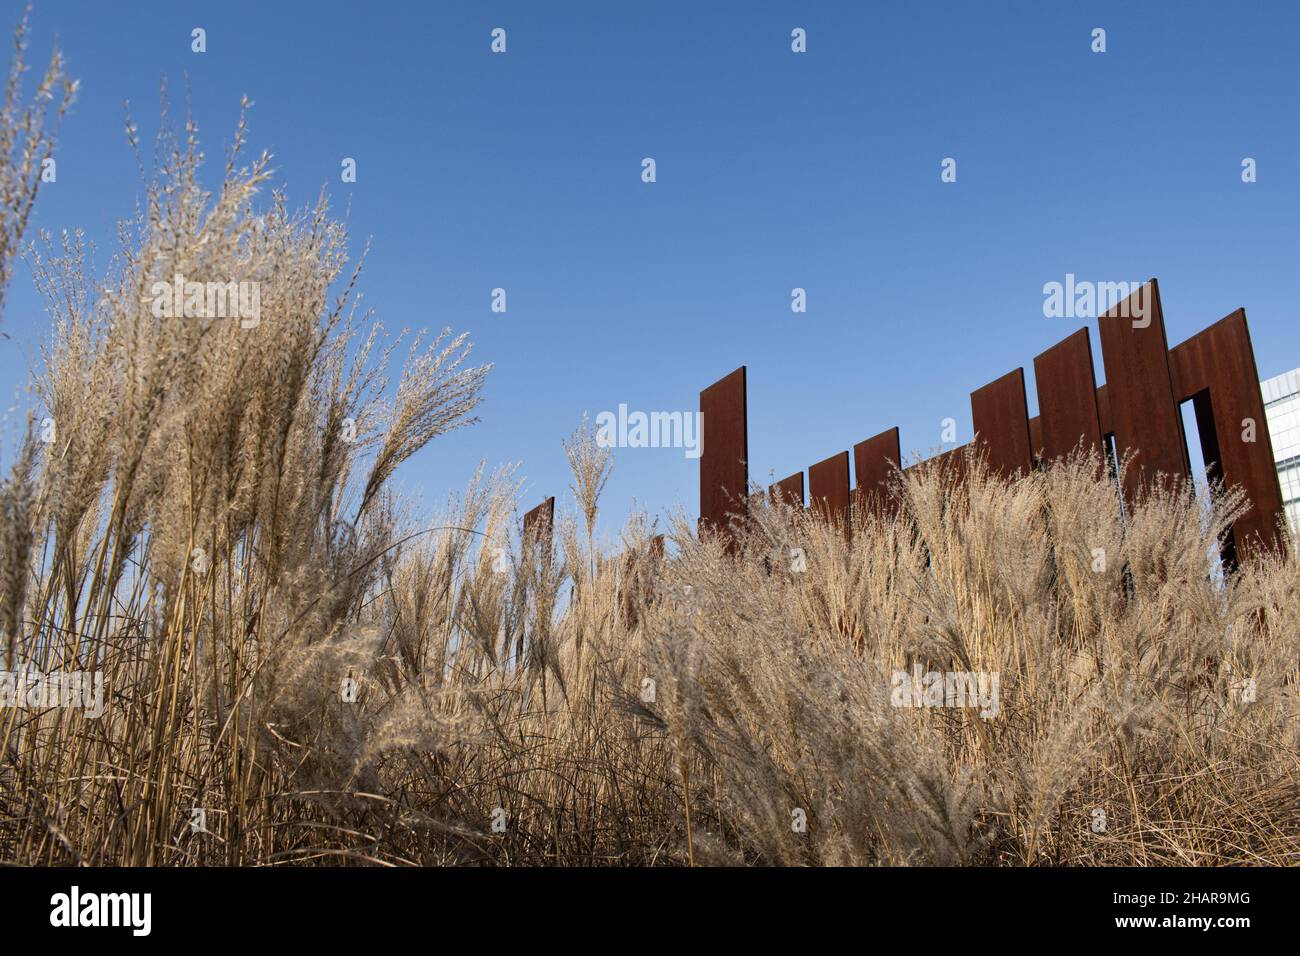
[1261,367,1300,535]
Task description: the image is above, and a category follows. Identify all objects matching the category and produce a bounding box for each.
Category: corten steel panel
[651,533,665,559]
[768,471,805,508]
[970,368,1033,477]
[1190,391,1223,490]
[904,443,970,484]
[853,427,901,519]
[808,451,850,534]
[522,497,555,555]
[619,534,666,573]
[1097,279,1189,500]
[699,367,748,542]
[1028,416,1043,462]
[904,445,971,521]
[1096,384,1113,436]
[937,444,969,484]
[621,534,666,624]
[1033,327,1103,464]
[1167,309,1286,557]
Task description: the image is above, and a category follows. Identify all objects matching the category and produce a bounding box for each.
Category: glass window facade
[1262,367,1300,536]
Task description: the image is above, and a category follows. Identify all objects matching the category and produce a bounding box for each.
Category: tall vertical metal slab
[1097,279,1189,499]
[699,367,748,542]
[970,368,1033,477]
[1033,328,1103,464]
[1167,309,1286,558]
[853,427,901,519]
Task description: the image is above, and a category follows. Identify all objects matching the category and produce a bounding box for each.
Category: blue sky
[2,0,1298,540]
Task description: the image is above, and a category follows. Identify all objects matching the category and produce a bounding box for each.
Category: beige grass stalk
[564,414,612,590]
[0,7,74,320]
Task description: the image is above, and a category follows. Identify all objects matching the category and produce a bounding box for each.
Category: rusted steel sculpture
[696,279,1285,561]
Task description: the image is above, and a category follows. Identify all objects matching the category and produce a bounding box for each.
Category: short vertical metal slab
[1028,416,1043,463]
[699,367,748,542]
[904,444,970,488]
[1033,327,1103,464]
[1097,279,1189,500]
[621,534,666,625]
[937,444,969,484]
[970,368,1033,478]
[808,450,850,534]
[1096,384,1113,437]
[768,471,805,508]
[852,427,901,519]
[522,497,555,558]
[1167,309,1286,558]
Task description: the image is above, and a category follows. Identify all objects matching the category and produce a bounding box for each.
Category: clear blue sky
[3,1,1298,539]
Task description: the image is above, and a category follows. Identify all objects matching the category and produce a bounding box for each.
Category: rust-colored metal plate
[697,280,1280,564]
[1034,327,1103,465]
[1167,309,1286,558]
[699,367,748,543]
[904,447,977,522]
[905,443,970,487]
[808,450,850,534]
[852,427,901,519]
[970,368,1033,478]
[1095,383,1113,437]
[768,471,805,508]
[1097,280,1189,500]
[937,444,969,484]
[621,534,666,624]
[522,497,555,557]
